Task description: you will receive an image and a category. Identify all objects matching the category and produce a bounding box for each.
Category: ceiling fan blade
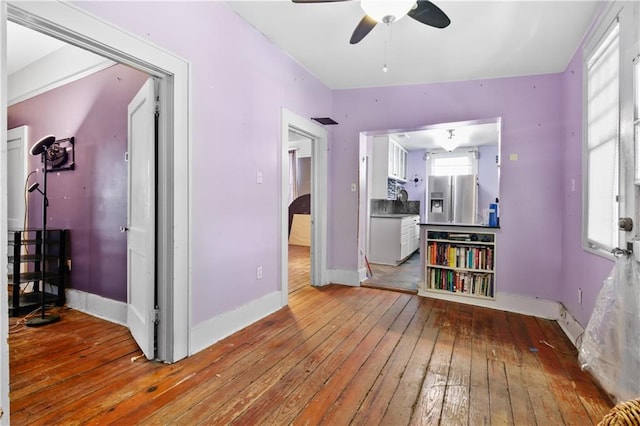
[407,0,450,29]
[350,15,377,44]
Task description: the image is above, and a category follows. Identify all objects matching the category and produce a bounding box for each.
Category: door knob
[618,217,633,232]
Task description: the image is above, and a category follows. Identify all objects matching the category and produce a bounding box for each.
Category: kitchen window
[429,151,478,177]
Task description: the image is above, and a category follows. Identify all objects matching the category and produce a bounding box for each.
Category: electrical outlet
[578,288,583,305]
[256,266,263,279]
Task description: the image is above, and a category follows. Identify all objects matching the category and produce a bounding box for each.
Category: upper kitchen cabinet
[371,135,408,199]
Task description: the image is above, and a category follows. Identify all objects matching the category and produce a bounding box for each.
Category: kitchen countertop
[420,222,500,229]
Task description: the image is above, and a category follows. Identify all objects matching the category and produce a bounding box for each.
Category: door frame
[1,2,190,364]
[280,109,328,304]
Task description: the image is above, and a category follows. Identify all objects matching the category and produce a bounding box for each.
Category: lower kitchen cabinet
[369,215,420,266]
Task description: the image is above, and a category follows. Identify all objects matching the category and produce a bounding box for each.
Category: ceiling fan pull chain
[382,24,391,72]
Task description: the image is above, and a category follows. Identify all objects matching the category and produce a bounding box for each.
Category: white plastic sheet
[578,255,640,402]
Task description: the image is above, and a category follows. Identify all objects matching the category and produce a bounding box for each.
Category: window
[585,22,620,253]
[430,151,478,176]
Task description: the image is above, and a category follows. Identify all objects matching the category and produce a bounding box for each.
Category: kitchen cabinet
[369,215,420,266]
[371,136,408,200]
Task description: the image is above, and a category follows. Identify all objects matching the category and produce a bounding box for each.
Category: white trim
[557,305,585,349]
[417,289,562,320]
[0,3,10,422]
[65,289,127,326]
[280,109,329,307]
[417,290,586,349]
[189,291,282,356]
[5,1,190,363]
[8,45,115,106]
[328,269,362,287]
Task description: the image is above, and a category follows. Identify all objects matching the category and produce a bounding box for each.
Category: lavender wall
[74,2,333,325]
[8,64,148,302]
[561,45,614,326]
[333,75,566,301]
[69,1,610,329]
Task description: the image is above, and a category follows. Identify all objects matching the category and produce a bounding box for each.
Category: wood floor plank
[505,312,564,425]
[379,299,441,425]
[523,315,595,425]
[409,299,458,424]
[228,290,396,426]
[254,290,404,425]
[468,306,491,426]
[177,288,380,424]
[115,287,362,424]
[535,317,611,423]
[292,293,412,424]
[440,303,472,425]
[320,296,422,424]
[8,249,613,425]
[351,297,434,425]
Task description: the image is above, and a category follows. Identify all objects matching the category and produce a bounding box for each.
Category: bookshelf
[422,229,496,300]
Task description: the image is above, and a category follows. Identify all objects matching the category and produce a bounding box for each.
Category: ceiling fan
[292,0,451,44]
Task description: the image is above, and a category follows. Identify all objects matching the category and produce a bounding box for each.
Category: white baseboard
[189,290,282,356]
[328,268,361,286]
[417,289,561,320]
[557,305,585,349]
[416,289,588,348]
[65,288,127,326]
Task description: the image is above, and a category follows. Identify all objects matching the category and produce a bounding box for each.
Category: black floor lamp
[26,135,60,327]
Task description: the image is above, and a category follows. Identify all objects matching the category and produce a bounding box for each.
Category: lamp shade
[361,0,415,23]
[30,135,56,156]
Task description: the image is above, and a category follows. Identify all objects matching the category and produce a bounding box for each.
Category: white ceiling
[7,21,67,75]
[7,2,599,153]
[226,0,603,90]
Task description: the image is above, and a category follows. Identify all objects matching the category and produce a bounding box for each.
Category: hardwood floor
[288,243,310,293]
[9,254,613,424]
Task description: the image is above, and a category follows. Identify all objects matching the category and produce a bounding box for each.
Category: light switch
[351,183,357,192]
[509,154,518,161]
[257,171,263,184]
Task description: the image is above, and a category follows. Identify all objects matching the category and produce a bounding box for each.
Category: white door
[127,78,156,360]
[7,126,29,231]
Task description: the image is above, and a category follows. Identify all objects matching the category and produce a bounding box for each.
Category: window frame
[582,14,621,258]
[428,150,479,177]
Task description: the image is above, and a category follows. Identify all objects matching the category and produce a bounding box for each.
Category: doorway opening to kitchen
[359,118,501,294]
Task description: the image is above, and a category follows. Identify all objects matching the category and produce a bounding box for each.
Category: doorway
[1,1,190,371]
[287,131,313,294]
[279,109,328,305]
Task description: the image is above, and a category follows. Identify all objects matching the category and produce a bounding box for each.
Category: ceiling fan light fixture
[360,0,416,23]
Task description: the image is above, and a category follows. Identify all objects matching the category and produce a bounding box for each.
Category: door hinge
[153,308,160,325]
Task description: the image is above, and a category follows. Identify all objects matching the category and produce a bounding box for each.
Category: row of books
[427,243,494,271]
[427,268,494,297]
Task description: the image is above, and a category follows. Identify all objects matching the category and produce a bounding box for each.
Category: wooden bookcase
[422,229,496,300]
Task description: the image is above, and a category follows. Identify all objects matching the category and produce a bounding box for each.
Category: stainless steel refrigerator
[427,175,478,224]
